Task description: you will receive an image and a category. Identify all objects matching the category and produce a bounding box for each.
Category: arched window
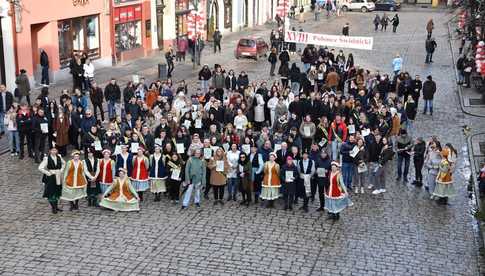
[224,0,232,29]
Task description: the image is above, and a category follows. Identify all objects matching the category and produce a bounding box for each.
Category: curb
[447,20,485,118]
[467,132,485,249]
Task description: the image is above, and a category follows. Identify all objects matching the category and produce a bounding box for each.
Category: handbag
[357,162,368,173]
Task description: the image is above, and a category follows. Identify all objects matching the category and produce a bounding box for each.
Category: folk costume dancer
[249,145,264,203]
[62,150,88,211]
[39,147,66,214]
[83,147,100,207]
[325,161,353,220]
[131,147,150,201]
[115,144,133,177]
[150,145,168,202]
[98,149,116,195]
[99,168,140,212]
[433,149,456,205]
[261,152,281,208]
[297,150,315,212]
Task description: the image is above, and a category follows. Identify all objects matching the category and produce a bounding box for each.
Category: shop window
[58,15,100,68]
[115,21,142,52]
[145,20,151,38]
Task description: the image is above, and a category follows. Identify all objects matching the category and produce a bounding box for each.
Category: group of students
[0,33,456,220]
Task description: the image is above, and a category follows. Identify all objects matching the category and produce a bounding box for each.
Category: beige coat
[207,156,230,186]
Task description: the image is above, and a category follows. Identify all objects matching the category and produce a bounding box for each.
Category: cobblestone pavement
[1,8,485,276]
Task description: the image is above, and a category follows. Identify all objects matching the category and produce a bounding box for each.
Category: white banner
[284,30,374,51]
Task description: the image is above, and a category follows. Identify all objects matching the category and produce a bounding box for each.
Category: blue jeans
[405,119,414,137]
[341,162,355,190]
[303,63,310,73]
[423,99,433,114]
[397,155,410,180]
[107,100,116,119]
[0,112,4,133]
[182,182,201,207]
[331,141,342,161]
[227,178,239,198]
[200,80,209,93]
[291,82,300,96]
[8,130,20,153]
[458,71,464,83]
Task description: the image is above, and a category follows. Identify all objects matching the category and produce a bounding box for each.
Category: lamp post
[156,0,166,49]
[191,0,200,69]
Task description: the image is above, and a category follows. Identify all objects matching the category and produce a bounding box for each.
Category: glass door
[58,20,73,67]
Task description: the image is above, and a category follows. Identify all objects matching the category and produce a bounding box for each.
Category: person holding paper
[238,153,253,206]
[226,143,241,202]
[299,115,316,153]
[131,147,150,202]
[314,150,331,211]
[325,162,353,221]
[372,137,395,195]
[83,147,101,207]
[97,150,116,196]
[340,135,356,191]
[353,138,369,194]
[249,145,264,203]
[31,108,49,163]
[202,139,214,199]
[38,147,66,214]
[261,152,281,208]
[99,168,140,212]
[396,129,413,183]
[52,111,70,156]
[166,153,184,204]
[280,156,299,211]
[207,148,229,205]
[297,150,316,213]
[62,150,88,211]
[233,109,248,134]
[149,145,168,202]
[115,144,133,177]
[182,149,206,209]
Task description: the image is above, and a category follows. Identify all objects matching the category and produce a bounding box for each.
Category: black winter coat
[422,80,436,100]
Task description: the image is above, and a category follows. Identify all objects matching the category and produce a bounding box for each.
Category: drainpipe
[10,0,19,74]
[109,0,116,65]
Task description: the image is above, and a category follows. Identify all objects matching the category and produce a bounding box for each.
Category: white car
[341,0,375,12]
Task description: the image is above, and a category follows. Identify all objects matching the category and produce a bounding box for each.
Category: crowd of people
[0,24,458,220]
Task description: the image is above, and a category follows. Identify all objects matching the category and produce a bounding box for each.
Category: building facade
[0,0,16,90]
[14,0,112,84]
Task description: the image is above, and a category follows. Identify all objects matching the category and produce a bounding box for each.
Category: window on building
[115,21,142,52]
[224,0,232,29]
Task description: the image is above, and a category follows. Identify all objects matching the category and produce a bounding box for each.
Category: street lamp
[191,0,200,68]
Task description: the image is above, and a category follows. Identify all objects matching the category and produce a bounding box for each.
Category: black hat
[427,75,432,81]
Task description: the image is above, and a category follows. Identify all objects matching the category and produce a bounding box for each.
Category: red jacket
[328,121,348,142]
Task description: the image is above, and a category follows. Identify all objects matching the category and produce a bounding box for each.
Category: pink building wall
[16,0,112,77]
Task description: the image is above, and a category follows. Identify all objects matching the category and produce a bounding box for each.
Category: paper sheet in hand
[195,119,202,128]
[348,125,355,134]
[94,140,102,151]
[216,160,225,172]
[362,128,370,137]
[171,169,180,180]
[350,146,360,158]
[40,123,49,134]
[285,171,293,182]
[155,138,163,146]
[242,144,250,154]
[114,145,122,155]
[274,144,282,152]
[203,148,212,159]
[131,143,139,153]
[304,126,311,137]
[176,143,185,154]
[317,168,326,177]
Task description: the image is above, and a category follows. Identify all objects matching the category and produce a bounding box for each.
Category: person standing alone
[425,37,437,64]
[213,28,222,54]
[391,14,399,33]
[342,23,350,36]
[422,75,436,115]
[40,49,49,86]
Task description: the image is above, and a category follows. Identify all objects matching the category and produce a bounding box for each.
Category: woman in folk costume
[97,149,116,195]
[150,144,168,202]
[38,147,66,214]
[62,150,88,211]
[83,147,100,207]
[131,147,150,201]
[115,144,133,177]
[99,168,140,212]
[433,148,456,205]
[325,161,353,221]
[261,152,281,208]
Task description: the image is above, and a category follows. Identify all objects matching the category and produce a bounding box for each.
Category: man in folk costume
[433,148,455,205]
[249,144,264,203]
[83,147,100,207]
[325,161,353,221]
[297,150,315,213]
[150,144,168,202]
[98,149,116,195]
[131,147,150,201]
[261,152,281,208]
[115,144,133,177]
[62,150,88,211]
[38,146,66,214]
[99,168,140,212]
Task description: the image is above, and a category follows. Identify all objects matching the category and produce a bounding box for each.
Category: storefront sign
[114,4,142,24]
[284,30,373,51]
[73,0,89,6]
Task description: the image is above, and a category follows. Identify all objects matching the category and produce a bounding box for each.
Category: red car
[235,37,269,60]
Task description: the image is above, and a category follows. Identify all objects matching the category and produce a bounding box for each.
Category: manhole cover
[480,142,485,154]
[469,98,485,106]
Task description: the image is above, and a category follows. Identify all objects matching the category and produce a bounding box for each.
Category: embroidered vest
[98,159,114,184]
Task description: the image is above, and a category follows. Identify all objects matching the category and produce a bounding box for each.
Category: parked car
[235,37,269,60]
[374,0,401,11]
[341,0,375,12]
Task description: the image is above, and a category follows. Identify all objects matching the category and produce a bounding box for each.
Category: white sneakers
[361,187,365,194]
[372,189,386,195]
[367,184,374,189]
